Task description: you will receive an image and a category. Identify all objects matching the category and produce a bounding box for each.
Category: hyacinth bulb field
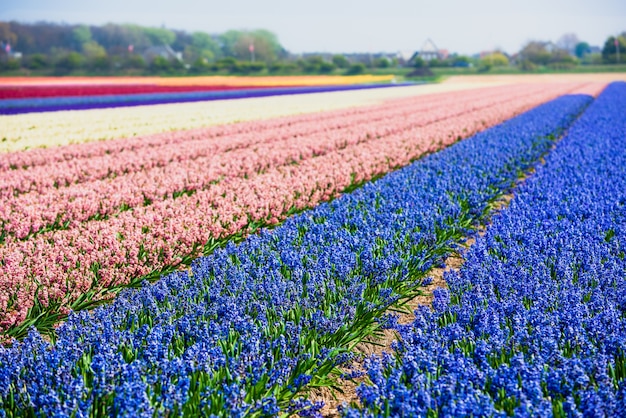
[0,76,624,417]
[345,82,626,418]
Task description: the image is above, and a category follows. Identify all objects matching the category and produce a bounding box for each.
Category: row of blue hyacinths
[0,93,593,417]
[346,82,626,417]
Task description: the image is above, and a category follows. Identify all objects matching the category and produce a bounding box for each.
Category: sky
[1,0,625,55]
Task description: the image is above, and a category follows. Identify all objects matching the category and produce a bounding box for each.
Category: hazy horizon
[1,0,625,55]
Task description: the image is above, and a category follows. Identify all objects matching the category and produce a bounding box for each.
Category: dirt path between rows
[306,83,591,415]
[309,192,516,417]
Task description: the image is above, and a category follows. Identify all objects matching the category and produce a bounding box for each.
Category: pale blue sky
[1,0,624,54]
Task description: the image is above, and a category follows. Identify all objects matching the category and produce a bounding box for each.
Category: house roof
[143,45,181,60]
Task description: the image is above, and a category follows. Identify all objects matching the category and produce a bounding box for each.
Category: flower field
[0,75,624,417]
[0,76,398,115]
[0,81,601,335]
[346,81,626,418]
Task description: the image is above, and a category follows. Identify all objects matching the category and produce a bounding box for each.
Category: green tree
[1,58,20,71]
[428,58,447,68]
[268,61,298,73]
[149,55,171,72]
[24,54,48,70]
[373,57,390,68]
[215,57,238,71]
[143,27,176,46]
[192,32,219,53]
[55,52,84,71]
[190,57,212,73]
[519,60,537,71]
[185,31,221,62]
[90,55,111,71]
[345,63,366,75]
[124,54,146,69]
[82,41,106,58]
[72,25,92,48]
[574,42,590,58]
[602,35,626,63]
[301,55,328,73]
[318,61,335,73]
[587,53,604,65]
[219,29,284,62]
[548,49,577,69]
[519,41,551,65]
[169,57,185,71]
[412,56,425,68]
[99,24,151,52]
[480,52,509,67]
[332,54,349,68]
[232,61,266,74]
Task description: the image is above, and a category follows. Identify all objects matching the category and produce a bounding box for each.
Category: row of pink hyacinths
[0,85,519,197]
[0,82,605,331]
[0,87,489,174]
[0,85,548,241]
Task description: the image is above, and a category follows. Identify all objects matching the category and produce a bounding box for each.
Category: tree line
[0,21,379,75]
[0,22,624,75]
[411,32,626,73]
[514,32,626,70]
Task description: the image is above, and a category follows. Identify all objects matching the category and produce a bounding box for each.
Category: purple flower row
[346,82,626,417]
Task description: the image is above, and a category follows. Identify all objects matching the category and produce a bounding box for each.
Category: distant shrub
[412,57,426,68]
[373,57,390,68]
[54,52,85,74]
[519,60,537,72]
[90,55,111,71]
[149,56,170,72]
[2,58,21,71]
[318,61,335,73]
[301,56,328,73]
[190,58,211,73]
[231,61,266,74]
[268,61,299,73]
[549,50,577,69]
[24,54,48,70]
[332,54,349,68]
[480,52,509,67]
[215,57,238,71]
[428,58,447,68]
[547,62,576,70]
[125,54,146,69]
[169,58,185,71]
[406,67,434,77]
[601,36,626,64]
[345,63,366,75]
[55,52,84,71]
[587,53,604,65]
